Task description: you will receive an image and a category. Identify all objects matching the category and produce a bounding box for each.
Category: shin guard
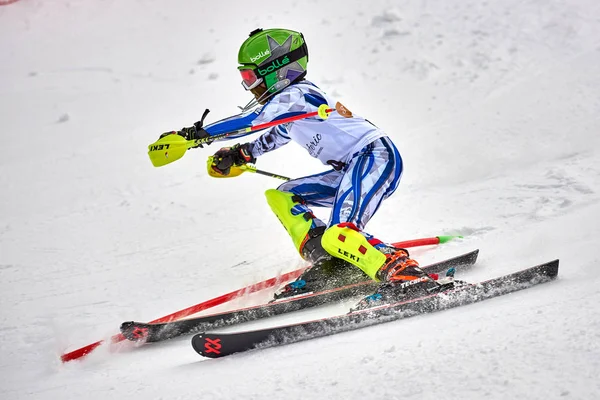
[321,223,387,281]
[265,189,317,257]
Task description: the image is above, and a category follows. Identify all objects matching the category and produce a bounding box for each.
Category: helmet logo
[250,49,270,63]
[257,56,290,77]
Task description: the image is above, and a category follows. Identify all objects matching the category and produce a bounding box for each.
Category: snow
[1,0,600,398]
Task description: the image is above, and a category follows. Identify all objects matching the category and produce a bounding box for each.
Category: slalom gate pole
[391,235,462,248]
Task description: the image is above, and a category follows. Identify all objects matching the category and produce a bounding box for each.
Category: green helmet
[238,28,309,95]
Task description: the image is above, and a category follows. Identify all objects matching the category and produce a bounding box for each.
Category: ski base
[192,259,559,358]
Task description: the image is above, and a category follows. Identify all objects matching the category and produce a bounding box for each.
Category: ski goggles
[239,67,263,90]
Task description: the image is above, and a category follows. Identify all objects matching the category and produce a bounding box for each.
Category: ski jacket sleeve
[247,125,291,158]
[202,85,321,158]
[202,110,289,158]
[247,85,326,157]
[202,110,261,136]
[201,108,289,158]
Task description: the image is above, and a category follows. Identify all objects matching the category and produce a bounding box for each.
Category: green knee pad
[265,189,313,256]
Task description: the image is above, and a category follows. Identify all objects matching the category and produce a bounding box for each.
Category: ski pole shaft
[241,164,290,181]
[192,104,334,146]
[251,168,291,181]
[150,105,339,167]
[207,156,291,181]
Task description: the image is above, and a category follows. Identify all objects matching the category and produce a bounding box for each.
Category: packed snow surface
[1,0,600,399]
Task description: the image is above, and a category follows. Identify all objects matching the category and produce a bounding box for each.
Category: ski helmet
[238,28,308,97]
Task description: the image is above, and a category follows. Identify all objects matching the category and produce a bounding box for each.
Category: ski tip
[459,248,479,265]
[544,259,560,278]
[120,321,134,331]
[465,248,479,265]
[528,259,560,281]
[120,321,150,342]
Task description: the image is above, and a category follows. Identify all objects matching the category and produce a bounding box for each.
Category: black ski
[192,258,558,358]
[121,249,478,343]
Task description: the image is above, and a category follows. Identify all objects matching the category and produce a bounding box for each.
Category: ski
[192,258,559,358]
[121,249,479,343]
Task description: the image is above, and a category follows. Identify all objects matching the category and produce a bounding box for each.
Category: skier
[162,28,440,304]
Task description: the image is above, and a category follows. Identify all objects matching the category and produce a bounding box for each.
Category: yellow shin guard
[321,224,387,281]
[265,189,314,257]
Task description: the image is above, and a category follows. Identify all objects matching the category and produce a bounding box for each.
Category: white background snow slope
[1,0,600,399]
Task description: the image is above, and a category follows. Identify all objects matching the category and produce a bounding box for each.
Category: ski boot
[351,249,443,310]
[266,190,363,300]
[370,238,444,283]
[359,232,404,256]
[272,226,364,300]
[316,222,453,310]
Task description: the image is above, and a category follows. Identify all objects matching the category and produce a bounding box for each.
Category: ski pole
[149,104,337,168]
[206,156,291,181]
[240,164,290,181]
[194,103,335,147]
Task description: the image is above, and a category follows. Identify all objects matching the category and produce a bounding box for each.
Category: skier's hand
[181,124,210,141]
[211,143,256,176]
[159,123,210,146]
[159,108,212,148]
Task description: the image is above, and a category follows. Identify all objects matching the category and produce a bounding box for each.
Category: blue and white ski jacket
[203,81,385,165]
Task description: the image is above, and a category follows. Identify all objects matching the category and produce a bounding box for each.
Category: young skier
[164,28,440,304]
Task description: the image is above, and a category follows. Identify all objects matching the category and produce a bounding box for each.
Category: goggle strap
[254,45,308,77]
